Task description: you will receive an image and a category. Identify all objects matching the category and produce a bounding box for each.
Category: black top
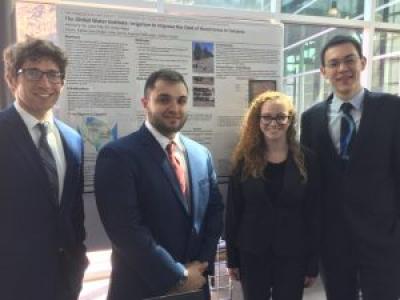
[264,160,286,205]
[225,151,320,276]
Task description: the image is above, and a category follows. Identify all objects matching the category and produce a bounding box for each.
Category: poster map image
[78,116,118,152]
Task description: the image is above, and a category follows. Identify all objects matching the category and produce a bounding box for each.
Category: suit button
[58,248,64,253]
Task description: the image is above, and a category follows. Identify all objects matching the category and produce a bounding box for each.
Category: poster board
[15,2,283,249]
[56,4,283,191]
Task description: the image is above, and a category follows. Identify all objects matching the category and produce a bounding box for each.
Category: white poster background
[57,4,282,190]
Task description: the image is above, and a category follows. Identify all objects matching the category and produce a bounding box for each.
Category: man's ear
[141,96,148,109]
[360,56,367,71]
[5,74,17,94]
[320,66,327,78]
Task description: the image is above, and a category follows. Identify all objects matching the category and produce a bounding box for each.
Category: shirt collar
[14,100,55,131]
[331,88,365,113]
[144,120,184,152]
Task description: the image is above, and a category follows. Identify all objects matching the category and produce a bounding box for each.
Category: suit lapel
[56,120,81,208]
[3,106,58,208]
[319,90,382,169]
[3,106,43,174]
[139,126,189,213]
[320,97,333,148]
[349,90,382,161]
[278,156,303,204]
[320,95,343,164]
[181,136,203,224]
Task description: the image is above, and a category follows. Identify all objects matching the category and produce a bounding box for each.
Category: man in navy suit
[95,69,224,300]
[301,35,400,300]
[0,38,88,300]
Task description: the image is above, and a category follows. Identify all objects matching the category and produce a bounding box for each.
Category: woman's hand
[304,276,317,288]
[228,268,240,281]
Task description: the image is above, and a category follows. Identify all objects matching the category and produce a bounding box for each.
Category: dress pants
[239,249,306,300]
[321,254,400,300]
[57,251,80,300]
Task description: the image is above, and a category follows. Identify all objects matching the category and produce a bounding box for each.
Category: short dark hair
[320,35,363,66]
[3,37,68,81]
[144,69,188,97]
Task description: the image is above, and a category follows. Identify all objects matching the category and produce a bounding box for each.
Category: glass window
[283,23,362,112]
[372,30,400,95]
[376,0,400,23]
[282,0,364,20]
[165,0,271,11]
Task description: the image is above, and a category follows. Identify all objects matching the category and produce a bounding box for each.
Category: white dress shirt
[145,120,191,201]
[328,88,364,153]
[14,101,66,202]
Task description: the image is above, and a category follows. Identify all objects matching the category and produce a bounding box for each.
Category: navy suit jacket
[301,90,400,267]
[0,105,88,300]
[95,125,224,300]
[225,151,320,277]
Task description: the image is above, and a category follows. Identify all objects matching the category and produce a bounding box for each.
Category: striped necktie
[339,102,356,160]
[37,123,59,205]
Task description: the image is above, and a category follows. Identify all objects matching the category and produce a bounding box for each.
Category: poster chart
[57,4,283,190]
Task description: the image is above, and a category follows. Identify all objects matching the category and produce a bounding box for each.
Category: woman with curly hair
[225,91,320,300]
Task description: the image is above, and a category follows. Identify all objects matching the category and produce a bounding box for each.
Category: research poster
[57,4,282,190]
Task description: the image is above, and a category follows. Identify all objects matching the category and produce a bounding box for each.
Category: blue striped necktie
[339,102,356,160]
[37,123,59,205]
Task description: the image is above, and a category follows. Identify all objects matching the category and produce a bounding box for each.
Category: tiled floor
[79,250,327,300]
[227,278,325,300]
[79,277,327,300]
[79,279,109,300]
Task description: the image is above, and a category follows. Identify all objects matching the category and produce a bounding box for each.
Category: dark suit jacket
[225,151,320,277]
[0,105,88,300]
[95,125,224,300]
[300,90,400,267]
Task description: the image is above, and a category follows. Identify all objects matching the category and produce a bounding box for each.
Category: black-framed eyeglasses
[325,55,360,70]
[17,68,64,84]
[259,114,291,125]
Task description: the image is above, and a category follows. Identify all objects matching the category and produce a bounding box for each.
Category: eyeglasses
[17,68,64,84]
[325,55,360,70]
[259,114,290,125]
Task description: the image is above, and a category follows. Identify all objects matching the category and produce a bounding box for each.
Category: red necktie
[166,142,186,195]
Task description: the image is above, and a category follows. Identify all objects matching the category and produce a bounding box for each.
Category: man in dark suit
[95,69,224,300]
[0,38,88,300]
[301,35,400,300]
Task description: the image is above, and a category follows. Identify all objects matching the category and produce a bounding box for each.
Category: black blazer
[301,89,400,267]
[225,150,320,277]
[0,106,88,300]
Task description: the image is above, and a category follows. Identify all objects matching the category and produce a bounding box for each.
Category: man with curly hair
[0,38,88,300]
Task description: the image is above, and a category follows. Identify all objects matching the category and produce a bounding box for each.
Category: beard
[148,112,188,138]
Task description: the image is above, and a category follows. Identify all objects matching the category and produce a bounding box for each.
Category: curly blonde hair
[232,91,307,181]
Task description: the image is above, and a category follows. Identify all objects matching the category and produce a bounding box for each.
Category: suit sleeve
[95,146,186,295]
[72,138,87,249]
[225,171,243,269]
[69,137,89,298]
[394,101,400,219]
[197,150,224,270]
[300,109,323,276]
[300,110,312,149]
[303,149,321,277]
